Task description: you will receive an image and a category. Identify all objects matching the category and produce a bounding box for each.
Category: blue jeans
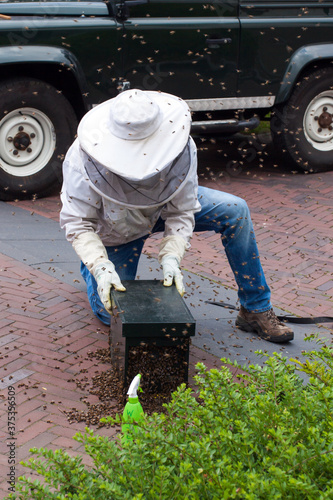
[81,186,271,325]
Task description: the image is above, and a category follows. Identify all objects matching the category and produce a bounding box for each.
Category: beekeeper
[60,89,293,343]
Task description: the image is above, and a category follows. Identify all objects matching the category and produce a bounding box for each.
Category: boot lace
[263,308,283,326]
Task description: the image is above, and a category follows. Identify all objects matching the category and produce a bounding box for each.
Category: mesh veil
[82,139,191,208]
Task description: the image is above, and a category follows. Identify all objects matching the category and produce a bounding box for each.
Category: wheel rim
[303,91,333,151]
[0,107,56,176]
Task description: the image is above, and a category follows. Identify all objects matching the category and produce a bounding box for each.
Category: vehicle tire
[270,67,333,173]
[0,78,78,200]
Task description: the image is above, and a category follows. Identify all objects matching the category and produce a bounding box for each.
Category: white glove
[161,255,185,297]
[158,235,187,296]
[94,261,126,313]
[72,232,126,313]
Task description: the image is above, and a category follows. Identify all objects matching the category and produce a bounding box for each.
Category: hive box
[110,280,196,390]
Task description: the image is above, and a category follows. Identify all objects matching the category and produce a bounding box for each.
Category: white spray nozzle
[127,374,141,398]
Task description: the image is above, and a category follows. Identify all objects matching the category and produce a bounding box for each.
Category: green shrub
[7,338,333,500]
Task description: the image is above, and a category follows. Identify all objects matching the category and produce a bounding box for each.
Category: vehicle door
[119,0,240,105]
[238,0,333,99]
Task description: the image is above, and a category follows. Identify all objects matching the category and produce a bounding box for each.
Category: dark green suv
[0,0,332,199]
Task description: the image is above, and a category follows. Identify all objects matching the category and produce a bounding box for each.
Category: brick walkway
[1,135,333,497]
[0,251,224,497]
[151,140,333,319]
[10,138,333,319]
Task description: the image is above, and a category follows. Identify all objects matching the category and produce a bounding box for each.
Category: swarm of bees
[127,341,190,395]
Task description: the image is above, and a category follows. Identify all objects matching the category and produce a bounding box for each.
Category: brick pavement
[1,134,333,497]
[146,140,333,320]
[0,253,111,497]
[8,138,333,320]
[0,245,221,498]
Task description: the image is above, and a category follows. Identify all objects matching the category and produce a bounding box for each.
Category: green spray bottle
[122,374,144,441]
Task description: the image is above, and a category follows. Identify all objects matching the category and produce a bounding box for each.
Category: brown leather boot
[236,306,294,343]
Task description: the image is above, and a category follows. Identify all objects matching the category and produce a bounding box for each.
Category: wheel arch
[0,45,90,121]
[276,43,333,105]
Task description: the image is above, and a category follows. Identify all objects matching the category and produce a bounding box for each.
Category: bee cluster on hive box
[110,280,196,393]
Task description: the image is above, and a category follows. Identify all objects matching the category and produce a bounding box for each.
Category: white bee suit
[60,89,201,310]
[60,135,201,250]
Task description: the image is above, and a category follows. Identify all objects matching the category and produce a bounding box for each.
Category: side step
[191,115,260,135]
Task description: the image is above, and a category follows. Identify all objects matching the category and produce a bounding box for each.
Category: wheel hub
[0,107,56,177]
[0,112,45,166]
[13,130,32,151]
[304,92,333,150]
[317,108,333,129]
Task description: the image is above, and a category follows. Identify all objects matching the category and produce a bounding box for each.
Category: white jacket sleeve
[60,139,103,242]
[60,143,126,311]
